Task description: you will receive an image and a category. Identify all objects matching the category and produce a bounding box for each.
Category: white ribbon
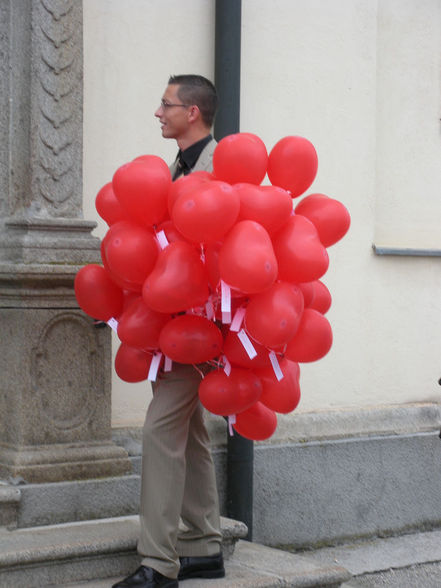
[164,355,173,372]
[222,355,232,376]
[230,307,246,332]
[228,414,236,436]
[148,352,163,381]
[106,317,119,332]
[269,351,284,381]
[237,329,257,359]
[205,298,215,320]
[221,280,232,324]
[155,230,169,250]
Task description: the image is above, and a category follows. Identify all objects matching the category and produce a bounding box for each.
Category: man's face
[154,84,190,140]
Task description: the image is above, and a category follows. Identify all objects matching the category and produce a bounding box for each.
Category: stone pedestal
[0,0,131,482]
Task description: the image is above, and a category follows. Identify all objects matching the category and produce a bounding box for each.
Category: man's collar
[176,134,213,174]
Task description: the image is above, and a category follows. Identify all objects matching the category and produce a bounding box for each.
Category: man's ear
[188,105,201,123]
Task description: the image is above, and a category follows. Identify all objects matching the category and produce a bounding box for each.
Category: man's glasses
[160,99,190,109]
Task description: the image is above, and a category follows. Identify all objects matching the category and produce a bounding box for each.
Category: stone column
[0,0,131,482]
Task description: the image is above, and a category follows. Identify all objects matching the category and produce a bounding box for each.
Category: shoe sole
[178,569,226,580]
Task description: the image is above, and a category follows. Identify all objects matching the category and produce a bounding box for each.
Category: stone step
[0,515,248,588]
[8,474,141,529]
[57,541,352,588]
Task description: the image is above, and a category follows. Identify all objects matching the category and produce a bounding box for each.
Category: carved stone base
[0,443,131,484]
[0,301,131,483]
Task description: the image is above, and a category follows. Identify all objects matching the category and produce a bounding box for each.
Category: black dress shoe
[178,552,225,580]
[112,565,178,587]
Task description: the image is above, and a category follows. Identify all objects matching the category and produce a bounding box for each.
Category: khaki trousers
[137,364,222,579]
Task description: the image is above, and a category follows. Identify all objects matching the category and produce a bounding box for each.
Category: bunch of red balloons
[75,133,350,441]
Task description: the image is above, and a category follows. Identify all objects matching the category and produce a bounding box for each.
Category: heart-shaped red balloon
[172,181,240,243]
[167,171,213,215]
[245,281,304,348]
[295,193,350,247]
[233,401,277,441]
[223,330,272,369]
[95,182,130,226]
[235,183,293,234]
[272,214,329,283]
[213,133,268,185]
[267,136,318,197]
[112,156,171,226]
[117,296,171,350]
[74,264,124,321]
[254,358,300,414]
[198,367,262,416]
[100,240,142,293]
[284,308,333,363]
[114,343,154,383]
[219,220,278,294]
[103,221,159,286]
[301,280,332,314]
[158,314,223,364]
[143,241,209,313]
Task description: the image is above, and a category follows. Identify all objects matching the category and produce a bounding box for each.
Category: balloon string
[192,363,205,379]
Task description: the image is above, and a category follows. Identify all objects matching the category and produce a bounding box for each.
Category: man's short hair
[168,74,218,128]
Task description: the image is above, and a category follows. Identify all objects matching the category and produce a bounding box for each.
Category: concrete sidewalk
[61,540,350,588]
[61,528,441,588]
[309,528,441,587]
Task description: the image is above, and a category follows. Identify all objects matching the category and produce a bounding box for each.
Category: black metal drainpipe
[214,0,254,542]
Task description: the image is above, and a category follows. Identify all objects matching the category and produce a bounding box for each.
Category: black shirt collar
[174,134,212,179]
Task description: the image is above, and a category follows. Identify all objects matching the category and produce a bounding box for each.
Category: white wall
[83,0,441,425]
[83,0,215,424]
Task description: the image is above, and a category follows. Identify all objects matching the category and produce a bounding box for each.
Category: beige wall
[83,0,441,426]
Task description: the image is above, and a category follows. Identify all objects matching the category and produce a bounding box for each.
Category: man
[113,75,224,588]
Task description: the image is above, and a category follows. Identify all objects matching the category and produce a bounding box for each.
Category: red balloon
[168,171,213,215]
[233,401,277,441]
[244,281,304,348]
[95,182,130,226]
[272,215,329,283]
[103,221,159,286]
[213,133,268,185]
[219,220,278,294]
[142,241,209,313]
[267,136,318,197]
[284,308,333,363]
[204,241,222,291]
[303,280,332,314]
[223,330,272,369]
[122,290,140,310]
[172,181,240,243]
[158,314,223,364]
[112,156,171,226]
[114,343,154,383]
[155,220,188,245]
[295,193,350,247]
[100,239,142,293]
[117,296,171,350]
[198,368,262,416]
[254,358,300,414]
[235,183,293,234]
[298,282,315,307]
[74,264,124,321]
